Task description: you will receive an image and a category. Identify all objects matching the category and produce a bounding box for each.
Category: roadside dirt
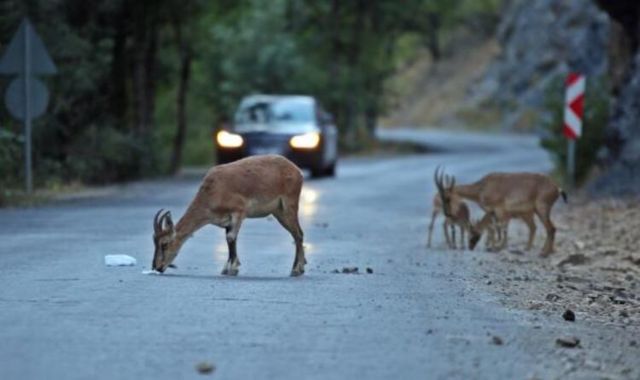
[482,199,640,326]
[478,197,639,326]
[471,197,640,377]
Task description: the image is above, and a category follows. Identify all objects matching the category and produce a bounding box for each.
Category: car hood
[234,122,317,135]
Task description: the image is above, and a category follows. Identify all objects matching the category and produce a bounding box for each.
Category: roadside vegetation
[540,76,609,186]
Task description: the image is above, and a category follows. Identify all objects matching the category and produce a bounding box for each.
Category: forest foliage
[0,0,501,191]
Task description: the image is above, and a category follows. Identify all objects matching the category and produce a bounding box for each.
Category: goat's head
[434,166,456,217]
[152,209,178,273]
[469,223,482,251]
[468,218,482,251]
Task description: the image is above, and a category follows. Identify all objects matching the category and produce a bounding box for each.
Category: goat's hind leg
[274,204,306,277]
[535,204,556,257]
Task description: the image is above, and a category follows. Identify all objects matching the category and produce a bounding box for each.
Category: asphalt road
[0,129,616,379]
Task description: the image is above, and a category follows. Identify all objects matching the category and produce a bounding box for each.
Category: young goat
[435,167,566,256]
[476,211,537,252]
[427,179,479,250]
[152,155,306,276]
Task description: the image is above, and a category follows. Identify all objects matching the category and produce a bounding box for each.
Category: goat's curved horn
[153,209,164,234]
[159,210,172,231]
[434,166,444,193]
[434,166,454,218]
[164,211,174,230]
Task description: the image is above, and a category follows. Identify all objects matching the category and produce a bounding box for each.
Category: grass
[0,186,73,208]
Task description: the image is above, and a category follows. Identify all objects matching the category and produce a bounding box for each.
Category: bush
[540,75,609,186]
[66,125,152,184]
[0,129,23,202]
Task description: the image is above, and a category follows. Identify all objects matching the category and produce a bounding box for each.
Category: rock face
[590,1,640,195]
[472,0,609,131]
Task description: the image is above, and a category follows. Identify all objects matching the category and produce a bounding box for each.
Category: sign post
[563,73,585,189]
[0,18,56,194]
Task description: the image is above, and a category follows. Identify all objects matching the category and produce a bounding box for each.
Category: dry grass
[381,38,500,129]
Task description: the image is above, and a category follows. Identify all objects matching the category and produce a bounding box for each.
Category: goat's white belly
[246,198,280,218]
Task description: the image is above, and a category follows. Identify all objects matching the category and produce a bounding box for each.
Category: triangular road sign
[0,18,57,75]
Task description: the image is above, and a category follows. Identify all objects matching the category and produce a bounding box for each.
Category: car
[215,95,338,177]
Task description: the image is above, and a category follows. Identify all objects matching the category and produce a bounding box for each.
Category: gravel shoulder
[469,196,640,378]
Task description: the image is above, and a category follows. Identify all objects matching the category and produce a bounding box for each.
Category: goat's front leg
[450,224,457,249]
[427,210,438,248]
[487,227,498,252]
[497,219,509,251]
[222,213,243,276]
[460,225,465,250]
[443,220,453,249]
[522,213,537,251]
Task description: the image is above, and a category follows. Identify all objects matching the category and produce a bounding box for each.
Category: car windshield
[235,98,315,127]
[270,99,314,123]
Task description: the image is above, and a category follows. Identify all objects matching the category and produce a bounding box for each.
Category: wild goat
[152,155,306,276]
[427,191,477,250]
[434,167,566,256]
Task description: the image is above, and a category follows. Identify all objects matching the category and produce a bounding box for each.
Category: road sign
[0,19,57,75]
[563,73,585,140]
[0,18,57,194]
[5,76,49,120]
[563,73,585,189]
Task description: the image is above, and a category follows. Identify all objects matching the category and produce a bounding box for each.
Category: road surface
[0,129,631,379]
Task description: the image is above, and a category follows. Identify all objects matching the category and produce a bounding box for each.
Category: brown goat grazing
[152,155,306,276]
[435,167,566,256]
[427,193,477,250]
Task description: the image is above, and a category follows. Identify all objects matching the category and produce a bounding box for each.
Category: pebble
[195,361,216,374]
[545,293,560,302]
[562,309,576,322]
[491,336,504,345]
[556,336,580,348]
[366,267,373,274]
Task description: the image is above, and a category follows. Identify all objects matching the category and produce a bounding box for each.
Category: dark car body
[216,95,338,177]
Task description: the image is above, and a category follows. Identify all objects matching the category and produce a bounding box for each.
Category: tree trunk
[131,3,158,137]
[110,5,129,130]
[426,12,441,61]
[170,48,192,174]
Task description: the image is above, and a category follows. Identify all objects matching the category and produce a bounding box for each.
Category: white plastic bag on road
[104,254,137,267]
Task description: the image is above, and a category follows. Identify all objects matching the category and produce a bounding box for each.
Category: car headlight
[290,132,320,149]
[216,130,243,148]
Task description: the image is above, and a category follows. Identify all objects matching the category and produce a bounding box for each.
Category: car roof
[238,94,315,108]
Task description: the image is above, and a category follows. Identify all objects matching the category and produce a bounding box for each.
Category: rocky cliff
[471,0,609,131]
[591,1,640,195]
[475,0,640,195]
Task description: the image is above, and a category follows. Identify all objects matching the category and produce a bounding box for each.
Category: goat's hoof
[539,250,553,258]
[221,268,239,276]
[290,268,304,277]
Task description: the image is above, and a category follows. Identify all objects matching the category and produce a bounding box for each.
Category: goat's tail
[559,188,568,203]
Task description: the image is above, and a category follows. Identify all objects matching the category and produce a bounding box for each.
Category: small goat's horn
[153,209,164,234]
[159,210,171,230]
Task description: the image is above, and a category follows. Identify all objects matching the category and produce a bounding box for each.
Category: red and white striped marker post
[563,73,585,188]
